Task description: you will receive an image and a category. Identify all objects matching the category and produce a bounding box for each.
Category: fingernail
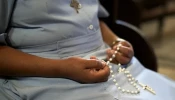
[101,60,107,67]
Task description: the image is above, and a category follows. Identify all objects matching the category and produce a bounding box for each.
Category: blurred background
[101,0,175,80]
[140,0,175,80]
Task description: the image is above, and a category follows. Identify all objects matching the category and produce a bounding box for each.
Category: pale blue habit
[0,0,175,100]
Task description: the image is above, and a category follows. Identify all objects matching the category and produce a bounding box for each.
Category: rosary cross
[139,83,156,95]
[70,0,81,13]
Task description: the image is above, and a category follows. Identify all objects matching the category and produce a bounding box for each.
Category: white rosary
[70,0,156,96]
[106,43,156,95]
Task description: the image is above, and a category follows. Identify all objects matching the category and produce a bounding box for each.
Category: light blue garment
[0,0,175,100]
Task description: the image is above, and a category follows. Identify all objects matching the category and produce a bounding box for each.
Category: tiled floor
[141,16,175,80]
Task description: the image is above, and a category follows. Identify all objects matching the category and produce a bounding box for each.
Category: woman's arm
[0,46,65,77]
[99,21,119,47]
[0,46,109,83]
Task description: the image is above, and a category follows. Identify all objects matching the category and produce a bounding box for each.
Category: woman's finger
[117,45,134,58]
[92,66,110,82]
[120,41,132,47]
[106,49,130,64]
[113,41,132,50]
[114,52,131,64]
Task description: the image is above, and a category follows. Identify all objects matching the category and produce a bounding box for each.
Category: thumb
[84,59,106,69]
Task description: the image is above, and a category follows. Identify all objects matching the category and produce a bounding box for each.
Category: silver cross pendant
[70,0,81,13]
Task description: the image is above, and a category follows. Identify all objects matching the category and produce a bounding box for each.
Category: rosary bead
[118,67,122,72]
[109,65,112,69]
[132,78,135,81]
[106,61,110,65]
[128,78,132,82]
[131,91,134,94]
[112,75,115,78]
[133,83,137,87]
[127,75,131,78]
[124,71,129,74]
[122,89,126,93]
[118,87,121,90]
[117,47,120,51]
[127,90,130,93]
[112,54,116,58]
[109,58,113,62]
[135,91,139,94]
[115,83,118,86]
[121,68,125,72]
[110,70,113,73]
[130,82,134,85]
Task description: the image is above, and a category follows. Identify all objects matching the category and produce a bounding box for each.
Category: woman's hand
[61,57,110,83]
[106,39,134,65]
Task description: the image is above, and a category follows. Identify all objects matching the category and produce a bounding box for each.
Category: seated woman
[0,0,175,100]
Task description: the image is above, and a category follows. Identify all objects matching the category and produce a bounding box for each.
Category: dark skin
[0,46,109,83]
[100,21,134,65]
[106,39,134,65]
[64,57,110,83]
[0,21,134,83]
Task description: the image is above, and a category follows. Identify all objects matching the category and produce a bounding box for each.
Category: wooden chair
[134,0,167,40]
[115,0,175,40]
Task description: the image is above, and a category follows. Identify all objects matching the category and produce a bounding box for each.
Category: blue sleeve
[98,2,109,18]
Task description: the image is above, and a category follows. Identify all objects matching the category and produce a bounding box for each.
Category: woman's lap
[0,57,175,100]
